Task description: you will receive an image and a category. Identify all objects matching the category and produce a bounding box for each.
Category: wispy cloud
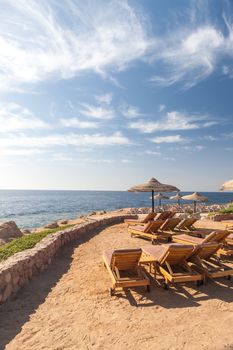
[60,118,99,129]
[149,0,233,88]
[79,103,115,120]
[120,104,143,118]
[128,110,215,133]
[0,0,152,91]
[0,131,131,149]
[0,103,48,132]
[145,150,161,156]
[151,135,185,144]
[95,93,113,105]
[158,104,166,112]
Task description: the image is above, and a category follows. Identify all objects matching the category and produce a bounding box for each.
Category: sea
[0,190,232,229]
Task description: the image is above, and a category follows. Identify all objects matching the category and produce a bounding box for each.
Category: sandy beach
[0,219,232,350]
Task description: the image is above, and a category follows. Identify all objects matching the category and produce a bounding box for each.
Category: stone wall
[0,214,134,303]
[211,213,233,221]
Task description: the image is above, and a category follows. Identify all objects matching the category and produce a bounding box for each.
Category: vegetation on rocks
[219,204,233,214]
[0,225,74,262]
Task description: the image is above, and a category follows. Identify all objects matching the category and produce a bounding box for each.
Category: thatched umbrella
[128,177,180,212]
[182,192,208,213]
[152,193,169,206]
[170,192,182,205]
[220,179,233,191]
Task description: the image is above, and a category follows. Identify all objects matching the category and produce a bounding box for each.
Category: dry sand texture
[0,222,233,350]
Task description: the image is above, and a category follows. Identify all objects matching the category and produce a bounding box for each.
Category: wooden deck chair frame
[187,243,233,280]
[102,248,150,296]
[142,245,203,289]
[159,217,182,234]
[173,230,232,257]
[128,220,171,244]
[124,212,157,226]
[175,217,198,231]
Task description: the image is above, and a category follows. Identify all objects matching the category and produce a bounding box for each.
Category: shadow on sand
[113,275,233,308]
[0,226,104,350]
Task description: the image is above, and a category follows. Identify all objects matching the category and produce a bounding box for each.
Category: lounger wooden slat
[103,248,150,296]
[142,244,203,289]
[128,220,170,243]
[172,230,232,257]
[124,212,157,226]
[175,217,198,231]
[187,243,233,280]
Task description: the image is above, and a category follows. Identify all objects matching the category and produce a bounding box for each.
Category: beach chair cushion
[124,212,156,224]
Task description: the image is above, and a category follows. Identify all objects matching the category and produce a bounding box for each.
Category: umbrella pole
[194,201,196,213]
[152,190,154,213]
[159,198,161,207]
[178,199,180,205]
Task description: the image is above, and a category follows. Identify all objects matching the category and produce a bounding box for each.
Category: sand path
[0,223,233,350]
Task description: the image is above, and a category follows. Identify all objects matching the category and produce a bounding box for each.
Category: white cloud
[95,93,113,105]
[79,103,115,120]
[60,118,99,129]
[0,131,131,149]
[158,104,165,112]
[128,110,214,133]
[145,150,161,156]
[0,103,48,132]
[222,65,233,79]
[0,0,152,91]
[120,104,142,118]
[151,135,185,144]
[150,19,233,88]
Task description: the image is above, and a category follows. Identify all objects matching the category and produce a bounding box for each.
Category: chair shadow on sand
[0,226,105,350]
[112,275,233,308]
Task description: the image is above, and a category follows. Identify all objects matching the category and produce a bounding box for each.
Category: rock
[21,229,31,235]
[0,221,22,243]
[60,220,68,225]
[44,222,59,229]
[89,212,96,216]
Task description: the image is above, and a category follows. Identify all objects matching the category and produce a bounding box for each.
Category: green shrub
[0,224,74,262]
[219,206,233,214]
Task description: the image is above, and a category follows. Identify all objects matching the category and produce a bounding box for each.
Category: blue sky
[0,0,233,191]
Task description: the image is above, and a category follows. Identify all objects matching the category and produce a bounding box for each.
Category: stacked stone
[0,214,134,303]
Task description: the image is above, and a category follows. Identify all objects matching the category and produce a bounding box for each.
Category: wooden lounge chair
[128,220,171,243]
[142,244,203,289]
[187,242,233,280]
[226,233,233,246]
[173,230,230,245]
[172,230,232,257]
[155,211,176,220]
[124,212,157,226]
[175,217,198,231]
[102,248,150,296]
[159,217,182,233]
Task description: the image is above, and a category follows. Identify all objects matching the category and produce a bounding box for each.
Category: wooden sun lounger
[226,233,233,246]
[159,217,182,233]
[175,217,198,231]
[102,248,150,296]
[172,230,233,257]
[187,242,233,280]
[124,212,157,226]
[142,244,203,289]
[128,220,171,243]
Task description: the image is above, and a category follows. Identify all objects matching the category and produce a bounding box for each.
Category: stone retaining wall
[0,214,134,303]
[212,213,233,221]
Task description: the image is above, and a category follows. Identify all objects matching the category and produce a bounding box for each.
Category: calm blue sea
[0,190,232,229]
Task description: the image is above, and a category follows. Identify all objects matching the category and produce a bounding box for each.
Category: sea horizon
[0,189,232,230]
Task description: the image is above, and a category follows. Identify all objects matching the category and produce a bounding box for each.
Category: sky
[0,0,233,191]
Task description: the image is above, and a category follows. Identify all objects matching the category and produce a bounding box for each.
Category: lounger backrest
[148,219,165,232]
[155,211,172,221]
[141,212,157,222]
[158,244,194,265]
[177,217,197,230]
[203,230,230,244]
[160,218,182,231]
[188,243,221,260]
[111,249,142,270]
